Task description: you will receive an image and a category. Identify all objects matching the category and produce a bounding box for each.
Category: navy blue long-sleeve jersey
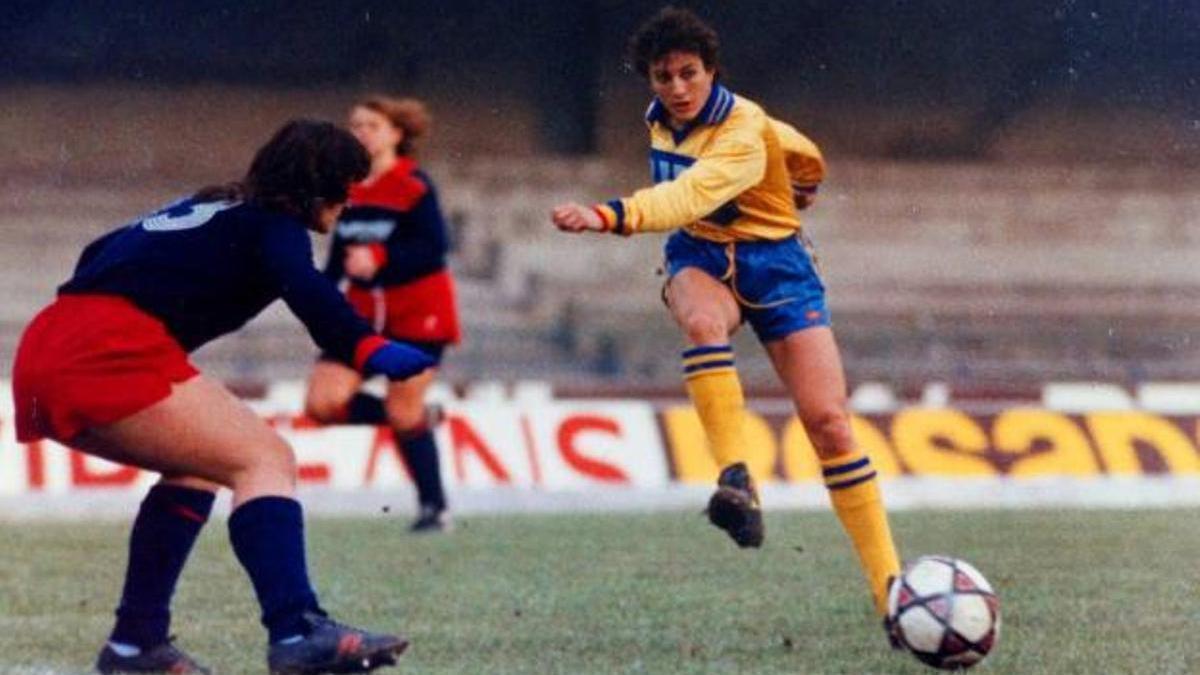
[323,159,449,288]
[59,198,377,366]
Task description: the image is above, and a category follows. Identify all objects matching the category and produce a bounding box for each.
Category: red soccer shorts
[346,269,462,345]
[12,294,199,442]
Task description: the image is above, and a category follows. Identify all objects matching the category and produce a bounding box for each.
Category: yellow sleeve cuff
[593,200,634,236]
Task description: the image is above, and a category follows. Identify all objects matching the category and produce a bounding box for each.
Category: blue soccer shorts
[663,230,830,343]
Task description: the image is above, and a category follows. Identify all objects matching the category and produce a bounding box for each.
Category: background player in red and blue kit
[11,120,427,674]
[305,96,460,533]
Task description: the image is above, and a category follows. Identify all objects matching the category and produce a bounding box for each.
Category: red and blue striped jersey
[324,158,450,288]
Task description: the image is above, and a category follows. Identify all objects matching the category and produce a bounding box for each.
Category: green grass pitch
[1,508,1197,674]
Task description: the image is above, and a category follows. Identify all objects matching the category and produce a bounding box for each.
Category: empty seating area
[3,153,1196,393]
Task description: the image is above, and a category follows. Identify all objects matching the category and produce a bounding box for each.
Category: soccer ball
[886,555,1000,670]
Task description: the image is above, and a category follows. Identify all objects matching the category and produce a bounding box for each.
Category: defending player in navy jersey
[305,96,460,533]
[12,120,423,674]
[551,6,902,641]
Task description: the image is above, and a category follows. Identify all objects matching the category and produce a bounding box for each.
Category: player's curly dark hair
[627,6,720,79]
[194,119,369,227]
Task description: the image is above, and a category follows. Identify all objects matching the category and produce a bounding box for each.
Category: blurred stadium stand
[4,150,1197,394]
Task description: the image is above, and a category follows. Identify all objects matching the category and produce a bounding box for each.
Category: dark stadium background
[4,1,1196,155]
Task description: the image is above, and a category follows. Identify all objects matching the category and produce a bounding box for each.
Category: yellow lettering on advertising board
[992,409,1100,476]
[780,415,897,482]
[852,415,901,476]
[661,406,777,483]
[664,405,1200,481]
[780,416,819,481]
[891,409,995,476]
[743,413,779,482]
[662,406,712,483]
[1085,412,1200,475]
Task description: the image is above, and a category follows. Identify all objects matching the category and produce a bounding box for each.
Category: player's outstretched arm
[551,202,608,233]
[260,218,432,382]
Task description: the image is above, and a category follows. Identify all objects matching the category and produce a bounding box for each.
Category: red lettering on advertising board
[263,414,322,431]
[25,442,45,490]
[70,450,139,487]
[557,415,628,483]
[296,461,331,483]
[277,419,331,484]
[290,414,322,430]
[519,416,543,485]
[364,426,409,484]
[448,415,511,483]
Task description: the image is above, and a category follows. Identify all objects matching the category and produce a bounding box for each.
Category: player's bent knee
[389,413,426,434]
[304,393,348,424]
[678,311,729,345]
[263,437,298,478]
[229,435,298,490]
[803,410,855,459]
[386,403,426,433]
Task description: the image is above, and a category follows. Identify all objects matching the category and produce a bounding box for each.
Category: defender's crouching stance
[13,121,425,674]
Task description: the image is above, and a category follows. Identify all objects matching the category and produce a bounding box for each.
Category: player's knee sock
[228,496,321,643]
[346,392,387,425]
[682,345,746,468]
[822,451,901,615]
[397,427,447,511]
[110,484,214,649]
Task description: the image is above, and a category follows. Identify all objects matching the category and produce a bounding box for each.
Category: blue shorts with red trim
[12,294,198,442]
[664,230,830,342]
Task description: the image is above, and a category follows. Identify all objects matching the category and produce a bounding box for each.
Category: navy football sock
[398,428,447,511]
[110,484,215,649]
[346,393,387,425]
[228,496,321,642]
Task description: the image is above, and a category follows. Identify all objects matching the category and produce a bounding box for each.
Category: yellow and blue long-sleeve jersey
[594,84,823,243]
[770,117,825,208]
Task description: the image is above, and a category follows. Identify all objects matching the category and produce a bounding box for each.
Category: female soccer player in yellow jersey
[551,6,901,625]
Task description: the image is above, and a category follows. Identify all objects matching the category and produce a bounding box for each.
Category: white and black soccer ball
[886,555,1000,670]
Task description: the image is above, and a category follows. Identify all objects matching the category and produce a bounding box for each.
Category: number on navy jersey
[141,199,236,232]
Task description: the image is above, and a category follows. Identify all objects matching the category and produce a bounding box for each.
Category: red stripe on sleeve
[591,206,613,232]
[353,335,388,371]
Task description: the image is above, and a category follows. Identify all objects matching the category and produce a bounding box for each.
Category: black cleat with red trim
[267,611,408,675]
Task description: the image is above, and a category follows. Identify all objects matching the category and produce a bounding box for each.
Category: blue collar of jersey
[645,83,736,144]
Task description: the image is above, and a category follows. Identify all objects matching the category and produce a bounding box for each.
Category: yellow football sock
[681,345,745,469]
[822,451,901,615]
